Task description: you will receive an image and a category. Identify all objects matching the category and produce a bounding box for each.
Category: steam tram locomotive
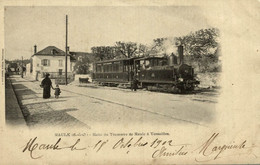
[92,46,199,92]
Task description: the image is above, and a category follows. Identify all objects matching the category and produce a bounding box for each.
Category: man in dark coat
[41,73,54,99]
[131,75,138,91]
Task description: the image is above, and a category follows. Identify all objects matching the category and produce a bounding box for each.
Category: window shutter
[48,60,50,66]
[41,60,44,65]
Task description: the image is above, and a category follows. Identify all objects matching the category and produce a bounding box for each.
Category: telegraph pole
[65,15,68,85]
[21,56,23,78]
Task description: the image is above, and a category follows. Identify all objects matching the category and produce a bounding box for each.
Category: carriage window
[96,64,102,72]
[145,60,150,66]
[112,64,115,72]
[136,63,140,71]
[113,64,119,72]
[104,65,108,72]
[106,64,110,72]
[107,65,109,72]
[144,60,151,69]
[113,62,120,72]
[150,59,154,67]
[123,65,129,72]
[162,59,167,66]
[158,60,163,66]
[139,60,145,69]
[150,59,159,67]
[103,63,112,72]
[119,64,123,72]
[156,59,167,66]
[155,59,159,66]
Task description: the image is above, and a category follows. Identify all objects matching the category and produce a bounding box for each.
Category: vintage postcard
[0,0,259,164]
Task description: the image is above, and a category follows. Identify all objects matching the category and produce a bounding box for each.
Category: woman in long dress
[41,73,54,99]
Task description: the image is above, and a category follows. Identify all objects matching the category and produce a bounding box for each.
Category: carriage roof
[94,57,140,64]
[134,56,167,61]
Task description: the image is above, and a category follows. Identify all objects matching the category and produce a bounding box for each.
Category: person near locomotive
[40,73,54,99]
[131,74,138,91]
[130,71,134,90]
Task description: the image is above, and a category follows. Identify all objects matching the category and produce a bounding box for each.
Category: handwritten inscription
[22,133,252,162]
[113,137,148,149]
[152,146,188,158]
[22,137,61,159]
[195,133,247,162]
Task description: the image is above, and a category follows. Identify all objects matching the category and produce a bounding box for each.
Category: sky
[4,6,212,60]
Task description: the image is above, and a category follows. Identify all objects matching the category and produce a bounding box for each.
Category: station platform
[5,77,27,127]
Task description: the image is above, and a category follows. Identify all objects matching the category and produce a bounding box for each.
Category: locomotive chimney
[34,45,37,54]
[178,45,184,64]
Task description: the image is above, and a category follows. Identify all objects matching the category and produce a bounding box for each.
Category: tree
[137,44,150,57]
[115,41,138,58]
[74,56,91,74]
[91,42,150,60]
[91,46,105,61]
[149,38,167,55]
[174,28,219,56]
[175,28,220,72]
[91,46,118,61]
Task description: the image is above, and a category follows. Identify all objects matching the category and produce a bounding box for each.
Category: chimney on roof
[178,45,184,64]
[34,45,37,54]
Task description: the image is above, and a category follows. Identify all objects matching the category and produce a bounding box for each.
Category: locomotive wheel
[172,86,181,93]
[188,86,195,91]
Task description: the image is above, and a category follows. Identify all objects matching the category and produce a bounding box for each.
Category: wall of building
[32,55,72,76]
[26,63,30,74]
[70,61,76,73]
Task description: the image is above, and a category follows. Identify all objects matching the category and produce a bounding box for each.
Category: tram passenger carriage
[92,46,199,92]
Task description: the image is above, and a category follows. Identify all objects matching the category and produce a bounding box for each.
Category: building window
[41,59,50,66]
[59,69,62,75]
[51,49,58,55]
[59,60,63,67]
[96,64,102,73]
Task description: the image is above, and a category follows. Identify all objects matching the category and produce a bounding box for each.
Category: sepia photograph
[0,0,259,164]
[4,6,220,129]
